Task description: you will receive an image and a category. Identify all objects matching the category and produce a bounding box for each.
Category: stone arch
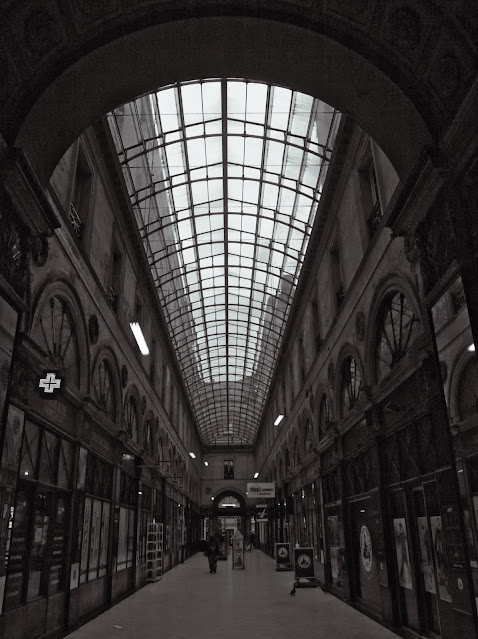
[335,344,365,419]
[10,6,470,189]
[90,344,122,426]
[29,278,89,394]
[365,273,423,385]
[123,383,141,444]
[213,488,247,511]
[449,347,478,424]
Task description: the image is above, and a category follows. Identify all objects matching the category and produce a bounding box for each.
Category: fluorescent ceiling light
[130,322,149,355]
[468,343,475,352]
[254,472,259,478]
[189,452,196,458]
[204,461,208,466]
[274,414,284,426]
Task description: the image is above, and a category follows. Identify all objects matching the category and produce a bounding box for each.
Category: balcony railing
[367,200,383,237]
[69,203,83,238]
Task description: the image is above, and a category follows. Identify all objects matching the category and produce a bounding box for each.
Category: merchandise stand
[146,522,163,582]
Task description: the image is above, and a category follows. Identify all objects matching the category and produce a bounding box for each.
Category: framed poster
[360,525,373,573]
[393,518,413,589]
[430,515,452,602]
[417,516,436,594]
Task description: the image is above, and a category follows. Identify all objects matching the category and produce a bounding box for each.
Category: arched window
[293,436,301,466]
[217,496,240,508]
[303,419,313,453]
[144,416,153,456]
[319,394,330,439]
[32,296,80,386]
[124,395,139,442]
[457,357,478,421]
[376,291,418,382]
[92,359,116,422]
[340,356,362,416]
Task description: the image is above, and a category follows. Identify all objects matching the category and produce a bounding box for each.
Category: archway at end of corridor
[2,3,474,190]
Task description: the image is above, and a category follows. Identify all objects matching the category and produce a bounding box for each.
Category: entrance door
[350,497,381,613]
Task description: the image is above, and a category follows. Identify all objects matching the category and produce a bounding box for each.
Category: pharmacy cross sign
[39,372,62,394]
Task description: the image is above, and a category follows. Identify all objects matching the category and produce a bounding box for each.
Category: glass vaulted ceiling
[108,79,341,447]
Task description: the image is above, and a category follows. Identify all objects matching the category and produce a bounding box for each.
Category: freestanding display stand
[146,522,163,582]
[275,543,293,571]
[232,529,245,569]
[292,547,317,588]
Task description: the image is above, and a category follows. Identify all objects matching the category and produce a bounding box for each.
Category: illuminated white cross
[39,372,61,393]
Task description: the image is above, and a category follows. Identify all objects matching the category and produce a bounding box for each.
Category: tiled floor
[67,551,399,639]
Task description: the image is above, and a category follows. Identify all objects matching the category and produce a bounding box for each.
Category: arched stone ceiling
[0,3,474,187]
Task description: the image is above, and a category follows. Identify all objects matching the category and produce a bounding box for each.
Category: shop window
[340,356,362,416]
[38,430,59,485]
[92,359,116,423]
[224,460,234,479]
[457,357,478,421]
[375,291,419,383]
[19,421,40,478]
[4,424,73,609]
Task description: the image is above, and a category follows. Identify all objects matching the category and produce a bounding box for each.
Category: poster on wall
[416,517,436,594]
[360,525,373,574]
[430,515,452,602]
[330,546,340,580]
[327,515,339,546]
[393,518,413,590]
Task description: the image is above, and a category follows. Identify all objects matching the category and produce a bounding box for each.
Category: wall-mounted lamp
[204,461,208,466]
[468,343,475,352]
[189,452,196,458]
[130,322,149,355]
[254,472,259,479]
[274,414,284,426]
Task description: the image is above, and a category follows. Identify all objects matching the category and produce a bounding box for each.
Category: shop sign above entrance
[246,482,275,498]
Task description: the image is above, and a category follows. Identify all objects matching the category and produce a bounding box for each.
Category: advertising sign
[247,482,275,498]
[275,543,292,570]
[256,504,268,522]
[294,547,315,579]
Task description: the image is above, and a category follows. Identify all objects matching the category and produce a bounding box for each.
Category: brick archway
[1,3,476,187]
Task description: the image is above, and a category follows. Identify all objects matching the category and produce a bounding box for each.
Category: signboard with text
[247,482,275,498]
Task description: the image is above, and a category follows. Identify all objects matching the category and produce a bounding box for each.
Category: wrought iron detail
[69,202,83,238]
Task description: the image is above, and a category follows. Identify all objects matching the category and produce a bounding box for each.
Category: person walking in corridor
[249,532,255,550]
[206,538,219,573]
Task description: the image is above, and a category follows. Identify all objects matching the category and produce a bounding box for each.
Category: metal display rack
[146,522,163,582]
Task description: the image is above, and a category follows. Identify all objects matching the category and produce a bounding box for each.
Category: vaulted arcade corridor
[1,3,478,639]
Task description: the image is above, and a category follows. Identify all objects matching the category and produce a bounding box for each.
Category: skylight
[108,79,340,446]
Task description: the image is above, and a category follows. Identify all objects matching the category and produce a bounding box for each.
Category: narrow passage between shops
[66,550,399,639]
